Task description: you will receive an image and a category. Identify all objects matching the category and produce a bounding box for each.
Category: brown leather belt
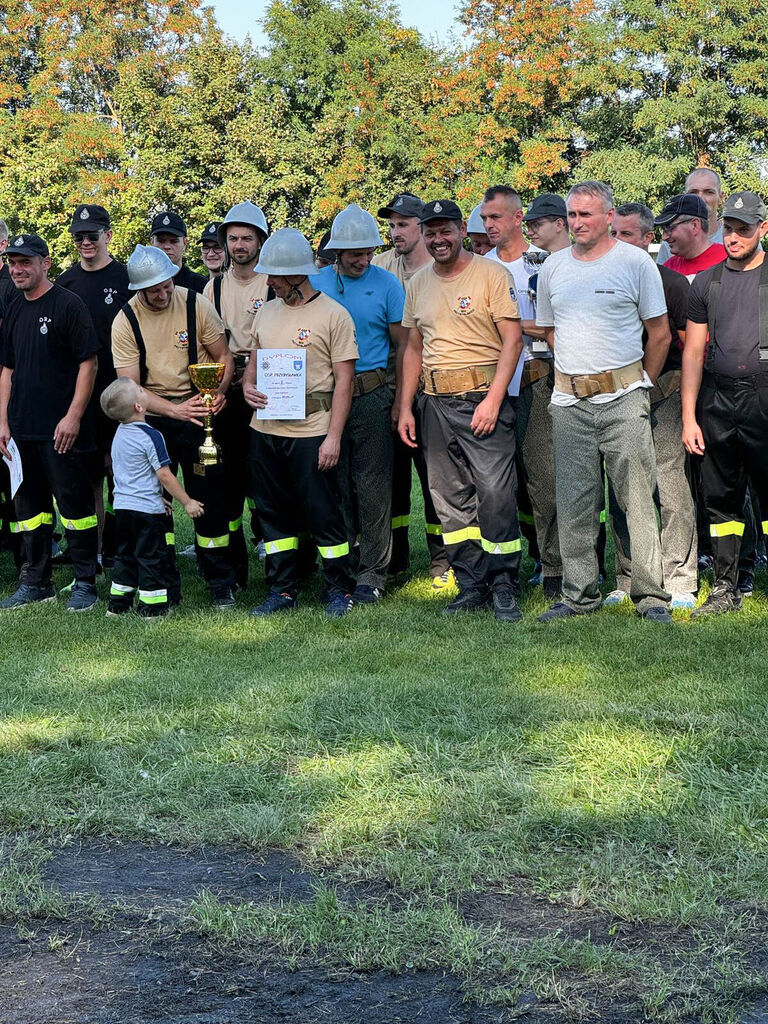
[521,358,552,388]
[352,368,388,398]
[426,363,497,396]
[305,391,333,414]
[554,359,644,399]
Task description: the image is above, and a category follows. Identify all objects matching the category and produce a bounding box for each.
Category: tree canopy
[1,0,765,266]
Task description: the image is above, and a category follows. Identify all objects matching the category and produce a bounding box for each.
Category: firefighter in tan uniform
[242,229,359,617]
[398,200,525,622]
[111,244,235,609]
[203,201,270,586]
[373,192,452,588]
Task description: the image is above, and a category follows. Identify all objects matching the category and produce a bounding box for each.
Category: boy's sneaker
[491,585,522,622]
[105,606,130,619]
[211,587,236,611]
[738,571,755,597]
[442,587,490,615]
[604,589,629,606]
[0,584,56,609]
[250,592,297,617]
[326,592,354,617]
[430,568,457,592]
[670,592,696,609]
[639,606,673,623]
[352,584,383,604]
[66,582,99,612]
[691,587,742,619]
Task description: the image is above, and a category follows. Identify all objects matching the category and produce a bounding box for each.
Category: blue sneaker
[250,591,296,616]
[66,581,99,612]
[0,583,56,609]
[326,592,354,617]
[528,561,543,585]
[670,592,696,609]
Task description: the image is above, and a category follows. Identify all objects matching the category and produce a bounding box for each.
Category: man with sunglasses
[655,194,726,281]
[58,205,131,567]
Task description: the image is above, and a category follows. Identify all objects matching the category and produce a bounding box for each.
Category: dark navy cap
[378,193,424,219]
[150,211,188,237]
[655,194,709,226]
[6,233,49,258]
[70,204,110,234]
[722,192,767,225]
[522,194,567,222]
[199,221,222,244]
[419,199,463,225]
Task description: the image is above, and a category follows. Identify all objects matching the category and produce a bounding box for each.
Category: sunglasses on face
[73,232,103,244]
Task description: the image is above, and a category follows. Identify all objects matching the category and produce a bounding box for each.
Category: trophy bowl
[189,362,225,466]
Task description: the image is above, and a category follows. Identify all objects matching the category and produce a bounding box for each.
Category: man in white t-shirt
[480,186,561,597]
[536,180,673,622]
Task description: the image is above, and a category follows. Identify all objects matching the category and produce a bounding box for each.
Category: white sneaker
[256,541,267,561]
[179,544,196,558]
[604,589,629,606]
[670,592,696,609]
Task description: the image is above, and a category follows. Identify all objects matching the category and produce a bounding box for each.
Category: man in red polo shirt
[654,194,726,281]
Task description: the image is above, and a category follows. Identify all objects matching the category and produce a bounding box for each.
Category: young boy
[100,378,203,618]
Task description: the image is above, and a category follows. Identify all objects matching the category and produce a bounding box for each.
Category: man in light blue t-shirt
[312,204,406,602]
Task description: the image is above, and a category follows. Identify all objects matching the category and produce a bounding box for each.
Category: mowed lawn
[1,494,768,1022]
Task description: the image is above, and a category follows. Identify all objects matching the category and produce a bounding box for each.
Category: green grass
[2,502,768,1019]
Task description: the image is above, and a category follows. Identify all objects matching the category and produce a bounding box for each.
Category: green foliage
[0,0,766,261]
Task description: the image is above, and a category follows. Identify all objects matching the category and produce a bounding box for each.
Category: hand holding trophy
[188,362,225,469]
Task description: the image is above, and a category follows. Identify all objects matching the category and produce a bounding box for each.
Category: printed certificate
[256,348,306,420]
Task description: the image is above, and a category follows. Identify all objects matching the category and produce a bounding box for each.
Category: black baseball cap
[654,194,709,226]
[722,192,767,225]
[419,199,463,225]
[522,194,567,222]
[199,221,222,244]
[70,204,110,234]
[6,233,49,258]
[150,211,187,237]
[316,230,335,261]
[377,192,424,219]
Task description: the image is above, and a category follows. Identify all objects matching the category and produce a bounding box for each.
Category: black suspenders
[122,288,198,384]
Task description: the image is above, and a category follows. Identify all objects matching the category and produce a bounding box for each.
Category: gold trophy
[188,362,225,469]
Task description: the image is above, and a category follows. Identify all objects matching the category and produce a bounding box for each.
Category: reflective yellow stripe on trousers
[264,537,299,555]
[318,542,350,559]
[60,515,98,531]
[10,512,54,533]
[710,521,745,538]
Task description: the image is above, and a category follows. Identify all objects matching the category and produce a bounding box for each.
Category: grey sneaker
[66,581,99,612]
[0,583,56,609]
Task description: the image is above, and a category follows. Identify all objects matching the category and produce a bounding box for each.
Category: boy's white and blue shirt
[110,421,171,515]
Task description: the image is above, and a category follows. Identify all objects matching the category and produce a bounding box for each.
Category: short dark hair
[483,186,522,209]
[615,203,655,235]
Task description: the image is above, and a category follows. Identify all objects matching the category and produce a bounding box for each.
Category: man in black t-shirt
[606,204,698,605]
[682,191,768,616]
[58,204,131,565]
[149,211,206,294]
[0,234,100,611]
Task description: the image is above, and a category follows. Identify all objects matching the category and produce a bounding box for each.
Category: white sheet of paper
[2,438,23,498]
[256,348,307,420]
[507,351,526,398]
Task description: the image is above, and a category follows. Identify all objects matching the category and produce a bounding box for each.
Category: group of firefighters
[0,166,766,622]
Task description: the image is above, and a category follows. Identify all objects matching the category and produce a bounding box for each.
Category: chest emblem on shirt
[104,288,117,305]
[294,328,312,347]
[250,297,264,315]
[174,330,189,350]
[39,316,51,335]
[456,296,473,315]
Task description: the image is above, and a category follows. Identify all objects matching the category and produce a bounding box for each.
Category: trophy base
[195,443,221,474]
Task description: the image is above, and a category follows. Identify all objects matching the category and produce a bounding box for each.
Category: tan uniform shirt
[112,287,225,399]
[402,255,519,389]
[372,248,433,287]
[203,269,269,357]
[249,293,358,438]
